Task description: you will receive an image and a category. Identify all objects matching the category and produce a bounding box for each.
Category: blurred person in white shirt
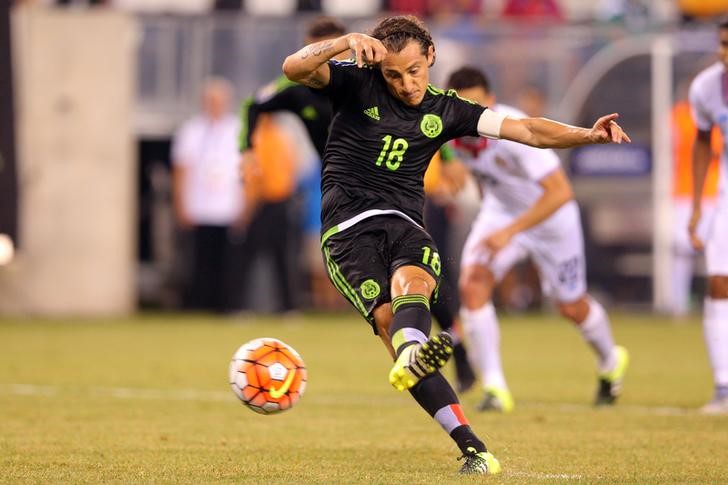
[172,78,245,312]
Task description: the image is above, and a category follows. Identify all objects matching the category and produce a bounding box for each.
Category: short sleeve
[444,94,487,139]
[316,60,369,104]
[689,77,713,132]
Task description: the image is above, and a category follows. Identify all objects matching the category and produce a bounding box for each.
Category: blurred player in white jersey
[688,18,728,414]
[446,67,629,412]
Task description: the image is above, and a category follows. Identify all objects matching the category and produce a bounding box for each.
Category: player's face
[454,86,495,108]
[202,86,230,119]
[719,28,728,68]
[380,40,434,107]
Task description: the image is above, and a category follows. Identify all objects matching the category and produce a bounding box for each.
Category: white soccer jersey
[690,62,728,200]
[689,62,728,275]
[456,104,575,235]
[457,104,586,302]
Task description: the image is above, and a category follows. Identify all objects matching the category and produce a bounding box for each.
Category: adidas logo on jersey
[364,106,380,121]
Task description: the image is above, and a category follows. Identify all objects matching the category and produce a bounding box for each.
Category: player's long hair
[370,15,436,66]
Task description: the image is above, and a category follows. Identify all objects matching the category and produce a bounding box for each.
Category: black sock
[431,279,458,332]
[390,295,432,356]
[409,372,487,454]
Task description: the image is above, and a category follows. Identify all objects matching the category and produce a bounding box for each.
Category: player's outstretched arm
[282,33,388,89]
[497,112,631,149]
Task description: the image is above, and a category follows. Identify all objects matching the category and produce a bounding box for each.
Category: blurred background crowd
[0,0,726,318]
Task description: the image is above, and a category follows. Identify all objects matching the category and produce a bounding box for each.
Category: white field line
[509,471,583,481]
[0,383,694,416]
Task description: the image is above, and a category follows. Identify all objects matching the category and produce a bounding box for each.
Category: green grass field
[1,312,727,484]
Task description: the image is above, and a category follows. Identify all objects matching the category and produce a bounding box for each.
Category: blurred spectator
[171,78,244,312]
[502,0,563,20]
[239,116,298,313]
[670,97,722,316]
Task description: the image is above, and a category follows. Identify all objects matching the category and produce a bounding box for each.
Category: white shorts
[706,196,728,276]
[461,200,586,303]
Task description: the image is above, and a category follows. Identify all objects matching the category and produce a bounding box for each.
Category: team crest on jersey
[360,279,381,300]
[420,114,443,138]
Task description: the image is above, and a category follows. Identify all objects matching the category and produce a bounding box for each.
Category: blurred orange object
[249,114,296,203]
[672,100,722,199]
[678,0,728,17]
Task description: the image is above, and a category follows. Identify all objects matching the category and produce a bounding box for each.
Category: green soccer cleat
[476,386,515,413]
[388,332,453,391]
[595,345,629,406]
[458,447,502,475]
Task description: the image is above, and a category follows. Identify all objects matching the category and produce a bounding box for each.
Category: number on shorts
[421,246,441,276]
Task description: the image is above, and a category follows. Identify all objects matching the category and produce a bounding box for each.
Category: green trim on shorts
[322,243,369,320]
[320,225,340,248]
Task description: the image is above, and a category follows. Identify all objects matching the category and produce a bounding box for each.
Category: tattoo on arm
[300,40,335,60]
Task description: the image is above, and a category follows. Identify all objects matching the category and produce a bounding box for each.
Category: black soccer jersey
[317,59,486,235]
[239,75,332,159]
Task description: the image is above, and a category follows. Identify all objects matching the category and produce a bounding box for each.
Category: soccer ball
[229,337,307,415]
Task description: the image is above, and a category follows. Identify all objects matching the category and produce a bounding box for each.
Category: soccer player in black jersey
[282,15,630,475]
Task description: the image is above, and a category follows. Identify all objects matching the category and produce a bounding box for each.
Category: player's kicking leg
[558,295,629,405]
[376,264,501,475]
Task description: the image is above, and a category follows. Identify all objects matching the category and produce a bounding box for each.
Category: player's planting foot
[457,447,502,475]
[388,332,453,391]
[476,386,514,413]
[595,345,629,406]
[453,343,476,393]
[699,396,728,415]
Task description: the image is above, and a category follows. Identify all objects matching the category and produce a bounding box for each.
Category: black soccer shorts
[321,215,442,332]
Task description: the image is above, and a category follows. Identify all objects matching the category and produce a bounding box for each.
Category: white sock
[704,298,728,389]
[578,297,617,373]
[671,254,694,316]
[460,302,507,390]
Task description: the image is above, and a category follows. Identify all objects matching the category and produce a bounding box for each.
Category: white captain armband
[477,108,508,140]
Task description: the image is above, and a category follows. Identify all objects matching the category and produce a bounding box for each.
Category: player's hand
[589,113,632,144]
[482,227,513,259]
[346,33,388,68]
[688,207,704,251]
